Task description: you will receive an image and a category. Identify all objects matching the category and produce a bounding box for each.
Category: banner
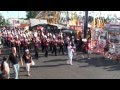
[30,19,47,27]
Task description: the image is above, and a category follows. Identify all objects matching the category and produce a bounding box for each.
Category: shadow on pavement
[31,63,68,68]
[43,59,67,63]
[76,56,120,71]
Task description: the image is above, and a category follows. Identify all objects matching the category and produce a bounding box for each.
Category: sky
[1,11,120,19]
[0,11,27,19]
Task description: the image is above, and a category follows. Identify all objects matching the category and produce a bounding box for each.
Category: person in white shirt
[67,42,74,65]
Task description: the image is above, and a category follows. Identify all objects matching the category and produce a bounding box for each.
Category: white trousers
[67,54,73,65]
[26,63,31,72]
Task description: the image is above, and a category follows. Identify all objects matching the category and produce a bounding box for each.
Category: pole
[66,11,69,27]
[18,11,19,19]
[84,11,88,39]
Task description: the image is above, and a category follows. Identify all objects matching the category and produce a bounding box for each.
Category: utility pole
[18,11,19,19]
[66,11,69,27]
[83,11,88,39]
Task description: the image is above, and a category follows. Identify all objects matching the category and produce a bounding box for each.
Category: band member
[49,37,53,51]
[41,37,45,52]
[44,37,49,57]
[34,38,39,60]
[58,37,64,55]
[20,37,24,51]
[23,37,28,52]
[7,34,11,47]
[10,37,15,48]
[52,38,58,56]
[15,37,21,56]
[27,37,31,51]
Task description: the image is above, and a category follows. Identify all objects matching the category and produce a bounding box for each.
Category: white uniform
[67,46,74,65]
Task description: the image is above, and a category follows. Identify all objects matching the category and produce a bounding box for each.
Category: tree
[26,11,40,19]
[88,16,93,23]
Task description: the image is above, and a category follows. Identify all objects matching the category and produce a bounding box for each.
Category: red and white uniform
[52,39,57,46]
[59,39,64,46]
[15,40,21,46]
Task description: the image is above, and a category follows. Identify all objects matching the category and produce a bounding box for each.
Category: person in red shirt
[7,34,11,47]
[15,37,21,55]
[49,35,53,52]
[52,38,58,56]
[58,37,64,55]
[20,37,24,51]
[23,37,28,52]
[41,37,45,52]
[44,37,49,57]
[10,37,15,48]
[34,37,39,60]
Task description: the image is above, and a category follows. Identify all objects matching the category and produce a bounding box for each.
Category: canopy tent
[62,29,77,34]
[29,19,47,27]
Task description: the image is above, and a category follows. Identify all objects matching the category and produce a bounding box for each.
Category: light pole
[83,11,88,39]
[66,11,69,27]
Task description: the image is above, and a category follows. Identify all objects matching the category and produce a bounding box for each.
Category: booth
[104,23,120,60]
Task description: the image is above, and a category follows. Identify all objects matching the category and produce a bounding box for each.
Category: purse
[31,60,35,66]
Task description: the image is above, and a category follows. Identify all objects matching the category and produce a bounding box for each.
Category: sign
[30,19,48,27]
[39,20,47,24]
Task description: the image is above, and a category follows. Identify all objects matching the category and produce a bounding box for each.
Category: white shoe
[67,61,70,64]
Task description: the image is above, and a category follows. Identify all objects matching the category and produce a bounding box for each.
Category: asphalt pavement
[1,46,120,79]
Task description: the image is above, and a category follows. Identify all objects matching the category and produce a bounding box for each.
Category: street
[1,46,120,79]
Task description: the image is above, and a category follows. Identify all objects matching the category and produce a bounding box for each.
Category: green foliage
[26,11,40,19]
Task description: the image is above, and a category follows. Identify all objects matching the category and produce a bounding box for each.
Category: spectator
[0,57,10,79]
[8,47,20,79]
[22,49,32,76]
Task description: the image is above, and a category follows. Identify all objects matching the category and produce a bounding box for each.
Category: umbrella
[62,29,77,34]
